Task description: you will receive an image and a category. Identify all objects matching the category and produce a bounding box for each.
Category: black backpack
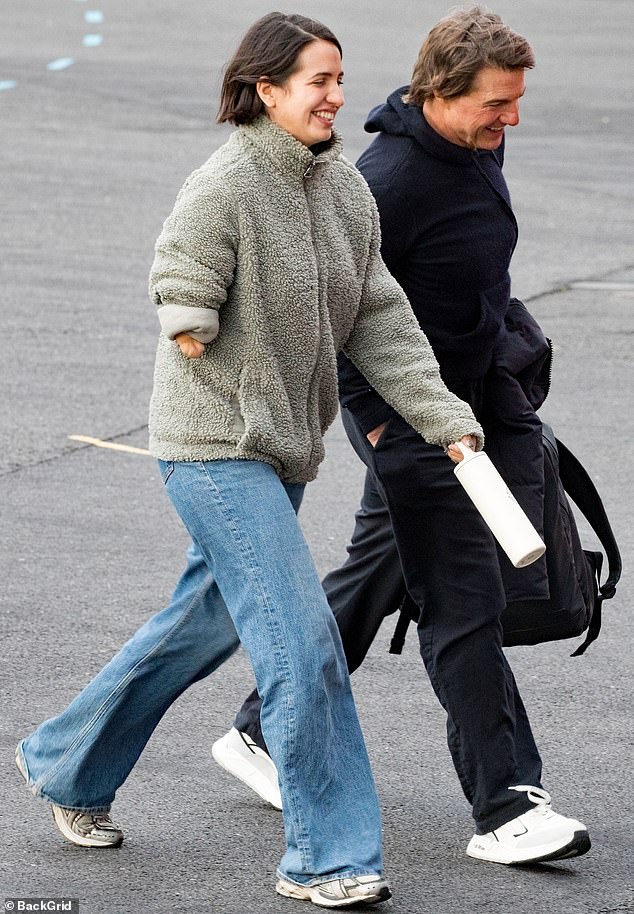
[390,423,622,656]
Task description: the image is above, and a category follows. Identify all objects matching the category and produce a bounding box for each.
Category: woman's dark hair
[217,12,342,125]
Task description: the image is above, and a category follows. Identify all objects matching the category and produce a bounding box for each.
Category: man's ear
[256,79,276,109]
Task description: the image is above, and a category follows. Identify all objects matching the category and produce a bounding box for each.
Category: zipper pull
[303,162,315,179]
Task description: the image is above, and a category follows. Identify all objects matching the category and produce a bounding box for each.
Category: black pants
[235,408,543,832]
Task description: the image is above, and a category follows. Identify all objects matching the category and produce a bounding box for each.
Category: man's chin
[481,129,504,148]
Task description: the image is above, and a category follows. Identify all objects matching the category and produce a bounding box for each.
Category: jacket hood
[364,86,504,166]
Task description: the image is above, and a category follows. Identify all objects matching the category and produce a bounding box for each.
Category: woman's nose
[328,84,345,108]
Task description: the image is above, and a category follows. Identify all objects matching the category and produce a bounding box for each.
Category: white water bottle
[453,442,546,568]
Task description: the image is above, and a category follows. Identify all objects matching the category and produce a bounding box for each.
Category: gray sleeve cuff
[157,304,220,343]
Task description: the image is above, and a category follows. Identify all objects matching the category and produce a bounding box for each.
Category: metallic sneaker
[466,785,591,865]
[276,874,392,908]
[50,806,124,848]
[211,728,282,810]
[15,743,124,848]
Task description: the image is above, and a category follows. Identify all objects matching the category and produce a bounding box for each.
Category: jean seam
[198,462,313,872]
[31,572,214,801]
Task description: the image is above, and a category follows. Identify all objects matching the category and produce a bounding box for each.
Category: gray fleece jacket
[148,115,482,483]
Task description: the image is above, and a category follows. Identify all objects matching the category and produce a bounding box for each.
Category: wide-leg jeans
[18,458,383,885]
[236,411,544,834]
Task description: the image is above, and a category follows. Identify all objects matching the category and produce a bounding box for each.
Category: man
[212,6,591,866]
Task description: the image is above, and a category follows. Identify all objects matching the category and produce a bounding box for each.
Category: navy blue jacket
[338,87,519,433]
[338,88,552,601]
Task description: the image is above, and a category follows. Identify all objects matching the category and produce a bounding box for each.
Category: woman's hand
[175,333,205,359]
[366,422,388,448]
[447,434,478,463]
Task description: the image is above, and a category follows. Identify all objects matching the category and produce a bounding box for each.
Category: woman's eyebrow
[308,70,345,79]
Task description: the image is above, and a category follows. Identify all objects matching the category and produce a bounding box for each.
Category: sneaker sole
[51,806,124,849]
[212,737,283,810]
[276,878,391,908]
[467,829,591,865]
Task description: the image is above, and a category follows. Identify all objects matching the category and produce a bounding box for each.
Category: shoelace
[509,784,553,815]
[92,813,117,829]
[75,811,116,831]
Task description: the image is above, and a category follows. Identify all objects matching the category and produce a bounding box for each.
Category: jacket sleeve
[148,170,238,342]
[338,182,420,434]
[343,205,484,449]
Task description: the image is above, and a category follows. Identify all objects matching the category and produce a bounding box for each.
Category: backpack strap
[389,593,419,655]
[555,438,622,656]
[389,609,412,655]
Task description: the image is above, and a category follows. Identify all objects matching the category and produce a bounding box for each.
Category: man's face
[426,66,526,150]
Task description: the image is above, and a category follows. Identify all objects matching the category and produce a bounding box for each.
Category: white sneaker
[276,874,391,908]
[466,786,591,865]
[211,728,282,810]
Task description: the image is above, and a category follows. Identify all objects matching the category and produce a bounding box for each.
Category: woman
[16,13,481,907]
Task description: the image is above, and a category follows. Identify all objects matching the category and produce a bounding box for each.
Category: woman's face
[424,66,525,150]
[259,39,344,147]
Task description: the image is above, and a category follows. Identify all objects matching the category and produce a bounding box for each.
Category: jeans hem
[276,869,383,887]
[18,736,112,814]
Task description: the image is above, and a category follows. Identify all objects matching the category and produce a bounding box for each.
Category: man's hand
[447,434,478,463]
[175,333,205,359]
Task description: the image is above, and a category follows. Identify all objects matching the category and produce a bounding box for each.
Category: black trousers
[235,408,543,832]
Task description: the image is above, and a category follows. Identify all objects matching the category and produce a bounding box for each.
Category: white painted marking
[85,11,104,24]
[47,57,75,71]
[82,34,103,47]
[69,435,150,456]
[569,281,634,291]
[0,80,17,91]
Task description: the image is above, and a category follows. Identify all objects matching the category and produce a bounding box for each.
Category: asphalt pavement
[1,1,633,913]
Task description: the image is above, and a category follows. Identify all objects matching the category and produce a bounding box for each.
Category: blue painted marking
[82,34,103,47]
[85,11,104,24]
[47,58,75,71]
[0,80,18,91]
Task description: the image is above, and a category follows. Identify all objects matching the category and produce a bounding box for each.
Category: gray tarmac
[1,1,633,912]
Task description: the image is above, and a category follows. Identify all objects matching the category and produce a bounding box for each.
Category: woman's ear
[256,79,276,109]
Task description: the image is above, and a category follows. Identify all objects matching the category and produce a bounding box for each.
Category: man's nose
[501,102,520,127]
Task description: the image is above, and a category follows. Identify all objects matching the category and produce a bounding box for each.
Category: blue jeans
[19,459,383,885]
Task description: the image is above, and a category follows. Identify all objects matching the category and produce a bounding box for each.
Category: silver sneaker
[211,728,282,810]
[15,743,124,848]
[276,874,391,908]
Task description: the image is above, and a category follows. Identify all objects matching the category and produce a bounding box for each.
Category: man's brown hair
[404,6,534,107]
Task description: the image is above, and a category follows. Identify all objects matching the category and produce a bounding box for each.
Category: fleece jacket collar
[239,114,343,182]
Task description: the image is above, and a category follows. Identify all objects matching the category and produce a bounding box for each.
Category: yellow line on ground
[68,435,150,456]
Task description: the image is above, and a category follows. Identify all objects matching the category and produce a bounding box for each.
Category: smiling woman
[256,41,344,148]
